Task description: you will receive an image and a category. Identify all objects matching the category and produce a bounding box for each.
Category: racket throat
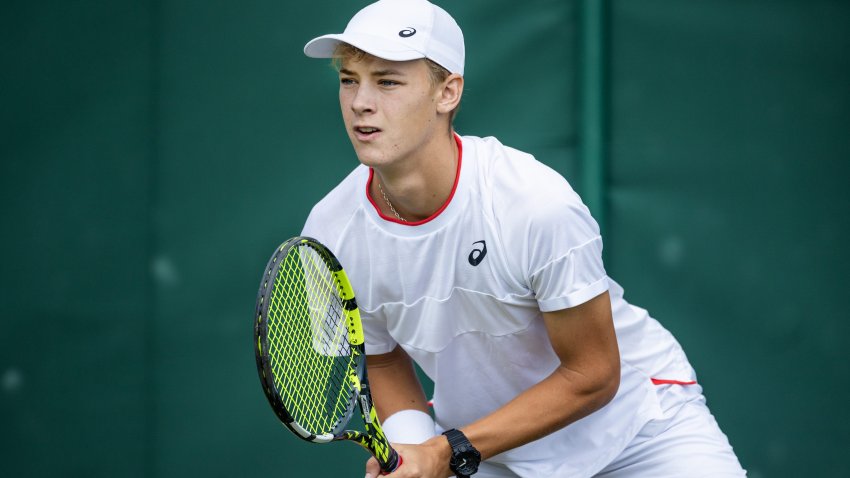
[360,395,374,424]
[355,376,376,423]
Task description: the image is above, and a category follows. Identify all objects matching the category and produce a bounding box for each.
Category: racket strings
[285,248,348,425]
[267,244,354,434]
[270,255,335,429]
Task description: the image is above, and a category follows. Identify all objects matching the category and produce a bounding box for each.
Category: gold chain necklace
[377,182,408,222]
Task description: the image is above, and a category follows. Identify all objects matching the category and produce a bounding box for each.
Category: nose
[351,83,375,115]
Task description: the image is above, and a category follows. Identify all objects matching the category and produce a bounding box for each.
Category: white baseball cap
[303,0,465,75]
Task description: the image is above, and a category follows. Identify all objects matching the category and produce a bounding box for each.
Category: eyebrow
[338,67,405,77]
[372,69,405,77]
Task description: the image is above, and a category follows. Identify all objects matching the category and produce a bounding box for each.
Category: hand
[364,436,452,478]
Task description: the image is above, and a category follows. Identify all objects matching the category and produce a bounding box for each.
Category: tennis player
[300,1,746,476]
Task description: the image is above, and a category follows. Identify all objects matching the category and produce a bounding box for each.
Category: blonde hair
[332,43,460,124]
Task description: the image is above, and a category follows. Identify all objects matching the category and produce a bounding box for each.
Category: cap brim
[304,33,425,62]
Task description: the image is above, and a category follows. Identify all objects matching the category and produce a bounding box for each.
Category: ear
[436,74,464,115]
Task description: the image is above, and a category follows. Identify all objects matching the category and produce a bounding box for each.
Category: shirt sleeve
[487,139,610,313]
[360,310,398,355]
[531,235,608,312]
[522,190,609,312]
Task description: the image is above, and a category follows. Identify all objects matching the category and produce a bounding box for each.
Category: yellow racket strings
[267,244,354,433]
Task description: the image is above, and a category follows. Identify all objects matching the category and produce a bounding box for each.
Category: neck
[371,131,459,222]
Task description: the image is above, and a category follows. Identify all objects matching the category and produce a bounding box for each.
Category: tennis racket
[254,236,401,474]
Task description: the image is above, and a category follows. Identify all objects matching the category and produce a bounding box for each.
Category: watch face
[452,447,480,475]
[455,457,477,475]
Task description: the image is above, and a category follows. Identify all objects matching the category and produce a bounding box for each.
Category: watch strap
[442,428,480,478]
[443,428,469,448]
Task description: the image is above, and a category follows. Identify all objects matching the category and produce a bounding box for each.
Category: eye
[378,79,400,87]
[340,77,356,86]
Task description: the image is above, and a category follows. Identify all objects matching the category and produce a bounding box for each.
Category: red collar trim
[366,134,463,226]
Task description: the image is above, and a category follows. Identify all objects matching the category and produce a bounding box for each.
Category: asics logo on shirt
[468,240,487,266]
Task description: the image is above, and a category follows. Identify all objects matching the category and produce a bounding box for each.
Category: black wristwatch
[442,428,481,477]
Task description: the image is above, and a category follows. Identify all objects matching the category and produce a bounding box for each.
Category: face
[338,55,445,170]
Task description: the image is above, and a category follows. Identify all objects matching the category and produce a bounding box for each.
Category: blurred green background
[2,1,848,476]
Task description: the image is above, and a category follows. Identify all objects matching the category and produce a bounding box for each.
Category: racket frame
[254,236,400,473]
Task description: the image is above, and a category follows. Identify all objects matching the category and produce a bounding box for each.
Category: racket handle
[379,449,402,475]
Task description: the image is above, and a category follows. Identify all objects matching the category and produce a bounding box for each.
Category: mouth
[353,126,382,141]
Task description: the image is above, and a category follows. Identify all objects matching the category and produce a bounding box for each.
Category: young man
[301,1,746,477]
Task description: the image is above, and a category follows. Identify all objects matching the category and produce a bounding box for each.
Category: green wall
[1,1,847,476]
[607,2,850,476]
[1,1,153,476]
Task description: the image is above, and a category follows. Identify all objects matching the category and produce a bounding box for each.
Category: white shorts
[594,394,745,477]
[474,393,745,478]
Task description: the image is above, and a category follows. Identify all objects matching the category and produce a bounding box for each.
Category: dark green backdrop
[2,1,847,477]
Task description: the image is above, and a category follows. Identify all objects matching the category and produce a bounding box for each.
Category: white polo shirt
[302,134,698,477]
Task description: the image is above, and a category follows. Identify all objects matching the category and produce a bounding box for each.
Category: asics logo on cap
[399,27,416,38]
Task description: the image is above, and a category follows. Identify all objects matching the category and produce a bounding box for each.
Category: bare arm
[374,291,621,477]
[367,344,430,420]
[459,290,621,459]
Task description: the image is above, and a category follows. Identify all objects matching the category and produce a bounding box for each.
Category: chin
[351,150,380,168]
[351,144,391,168]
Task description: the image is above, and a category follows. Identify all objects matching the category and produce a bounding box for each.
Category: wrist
[422,434,453,476]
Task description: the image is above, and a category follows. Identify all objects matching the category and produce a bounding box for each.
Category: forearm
[461,361,619,459]
[459,292,621,460]
[368,293,620,476]
[367,346,437,446]
[367,345,430,420]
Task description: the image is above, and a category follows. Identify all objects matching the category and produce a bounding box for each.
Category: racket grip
[379,449,402,475]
